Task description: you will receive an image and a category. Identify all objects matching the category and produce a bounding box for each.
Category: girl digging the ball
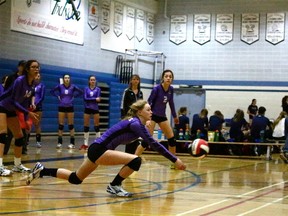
[27,100,186,197]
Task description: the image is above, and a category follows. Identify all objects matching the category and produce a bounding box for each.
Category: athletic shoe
[106,184,133,197]
[56,143,62,149]
[79,144,88,150]
[26,162,44,185]
[0,166,12,176]
[67,144,75,149]
[12,164,31,172]
[280,152,288,164]
[36,142,42,148]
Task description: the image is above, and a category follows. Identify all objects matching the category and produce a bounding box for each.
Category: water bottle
[214,130,219,141]
[260,130,265,143]
[196,129,201,138]
[185,129,190,140]
[179,129,184,140]
[158,128,162,140]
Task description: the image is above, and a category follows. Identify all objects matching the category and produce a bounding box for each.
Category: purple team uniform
[0,75,34,116]
[88,117,177,163]
[148,85,177,118]
[50,84,83,108]
[83,86,101,110]
[34,82,45,111]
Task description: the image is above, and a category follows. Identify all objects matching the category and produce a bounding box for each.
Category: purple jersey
[148,84,177,118]
[34,82,45,108]
[0,75,34,115]
[83,86,101,110]
[50,84,83,107]
[93,117,177,163]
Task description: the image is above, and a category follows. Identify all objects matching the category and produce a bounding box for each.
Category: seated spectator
[250,106,272,155]
[190,108,208,140]
[208,110,226,154]
[175,107,190,139]
[229,109,250,155]
[272,111,287,140]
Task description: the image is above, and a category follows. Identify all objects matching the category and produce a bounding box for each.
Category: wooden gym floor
[1,136,288,215]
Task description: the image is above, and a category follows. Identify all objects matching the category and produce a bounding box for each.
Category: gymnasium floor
[1,136,288,215]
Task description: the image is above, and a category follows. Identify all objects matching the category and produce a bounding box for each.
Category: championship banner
[113,1,123,37]
[136,9,144,42]
[88,0,99,30]
[241,13,259,45]
[11,0,84,45]
[193,14,211,45]
[146,12,154,45]
[215,14,233,45]
[125,6,135,40]
[169,15,187,45]
[266,13,285,45]
[101,0,110,34]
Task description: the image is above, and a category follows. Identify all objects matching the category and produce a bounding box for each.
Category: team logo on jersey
[24,90,32,98]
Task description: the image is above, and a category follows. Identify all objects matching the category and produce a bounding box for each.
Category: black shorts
[87,143,108,163]
[34,105,43,112]
[0,106,17,117]
[84,108,99,115]
[151,114,167,123]
[58,106,74,113]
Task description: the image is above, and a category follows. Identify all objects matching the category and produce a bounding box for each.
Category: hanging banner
[215,14,233,45]
[88,0,99,30]
[125,6,135,40]
[113,1,123,37]
[10,0,84,45]
[193,14,211,45]
[266,13,285,45]
[146,12,154,45]
[101,0,110,34]
[136,9,144,42]
[169,15,187,45]
[241,13,259,44]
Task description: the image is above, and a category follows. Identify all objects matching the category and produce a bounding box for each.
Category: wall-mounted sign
[266,13,285,45]
[169,15,187,45]
[10,0,84,45]
[215,14,233,45]
[193,14,211,45]
[241,13,259,45]
[88,0,99,30]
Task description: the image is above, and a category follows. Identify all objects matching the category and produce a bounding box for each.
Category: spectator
[190,108,209,140]
[282,96,288,114]
[247,99,258,125]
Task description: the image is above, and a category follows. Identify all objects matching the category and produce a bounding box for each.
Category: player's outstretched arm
[174,158,186,170]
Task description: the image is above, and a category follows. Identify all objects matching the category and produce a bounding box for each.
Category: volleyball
[188,139,209,158]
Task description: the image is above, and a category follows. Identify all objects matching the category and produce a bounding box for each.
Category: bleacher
[0,58,126,133]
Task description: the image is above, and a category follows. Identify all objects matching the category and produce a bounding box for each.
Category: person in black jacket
[120,74,143,153]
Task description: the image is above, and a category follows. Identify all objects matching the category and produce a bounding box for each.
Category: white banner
[113,1,123,37]
[126,6,135,40]
[215,14,233,45]
[88,0,99,30]
[146,12,154,45]
[193,14,211,45]
[136,9,144,42]
[241,13,259,45]
[11,0,84,45]
[101,0,110,34]
[266,13,285,45]
[169,15,187,45]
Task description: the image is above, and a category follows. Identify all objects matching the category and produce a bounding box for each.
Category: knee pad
[58,124,64,130]
[68,124,74,130]
[0,133,7,144]
[168,137,176,147]
[140,140,148,148]
[84,126,89,132]
[68,172,82,185]
[127,157,142,171]
[94,126,100,132]
[15,137,25,147]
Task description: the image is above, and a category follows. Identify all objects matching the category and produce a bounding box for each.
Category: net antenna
[124,49,166,85]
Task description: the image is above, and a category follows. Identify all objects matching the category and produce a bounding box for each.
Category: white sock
[84,132,89,146]
[96,132,101,138]
[14,157,21,166]
[0,158,3,167]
